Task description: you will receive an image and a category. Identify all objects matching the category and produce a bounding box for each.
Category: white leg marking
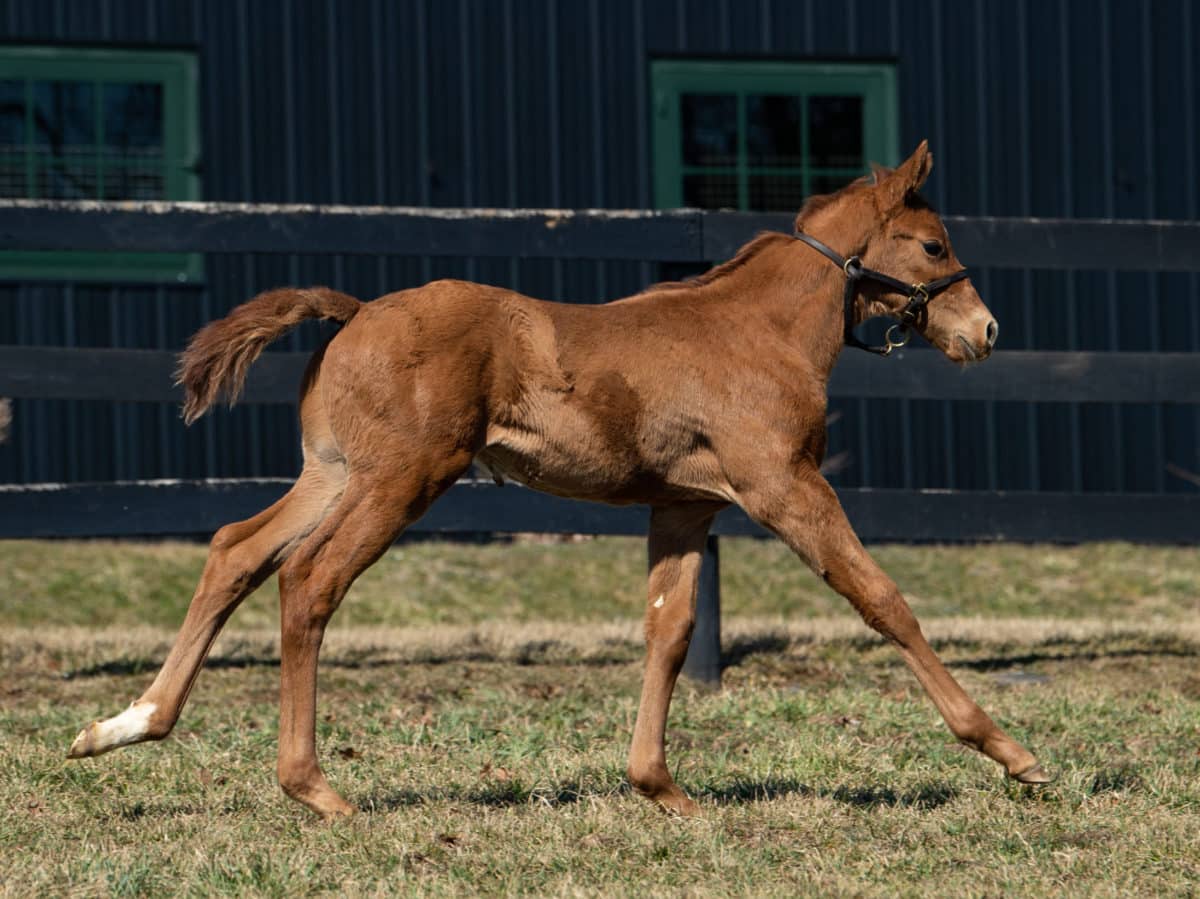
[68,701,157,758]
[653,594,665,608]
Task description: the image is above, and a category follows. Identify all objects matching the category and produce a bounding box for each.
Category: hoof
[282,780,357,820]
[67,723,99,759]
[67,702,158,759]
[636,784,701,818]
[659,793,702,818]
[319,802,357,823]
[1010,763,1053,785]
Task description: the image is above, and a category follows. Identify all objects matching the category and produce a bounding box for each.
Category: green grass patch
[1,538,1198,896]
[1,538,1197,629]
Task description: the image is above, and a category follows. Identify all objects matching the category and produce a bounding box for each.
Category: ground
[1,538,1198,897]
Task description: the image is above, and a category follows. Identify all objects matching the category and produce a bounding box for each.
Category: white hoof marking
[72,701,157,757]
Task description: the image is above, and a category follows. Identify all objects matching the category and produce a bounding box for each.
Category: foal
[69,142,1049,818]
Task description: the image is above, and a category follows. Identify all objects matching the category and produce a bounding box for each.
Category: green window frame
[652,60,898,211]
[0,46,200,283]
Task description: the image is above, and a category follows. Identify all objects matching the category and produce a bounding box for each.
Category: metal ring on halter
[843,256,861,276]
[883,323,911,354]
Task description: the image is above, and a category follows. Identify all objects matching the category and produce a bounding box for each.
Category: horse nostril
[985,319,999,348]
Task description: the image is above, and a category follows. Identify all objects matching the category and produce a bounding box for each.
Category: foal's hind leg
[67,465,342,758]
[273,455,472,819]
[627,503,720,816]
[746,470,1049,783]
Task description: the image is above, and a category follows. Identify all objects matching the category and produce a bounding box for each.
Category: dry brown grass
[4,614,1200,675]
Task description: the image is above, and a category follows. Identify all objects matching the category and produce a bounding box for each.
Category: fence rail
[4,346,1198,405]
[2,479,1198,544]
[2,199,1198,683]
[3,199,1200,269]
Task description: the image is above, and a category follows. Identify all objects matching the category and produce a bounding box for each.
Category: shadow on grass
[721,633,1199,674]
[1088,764,1142,795]
[368,781,593,812]
[704,778,958,810]
[65,634,1197,681]
[949,641,1198,673]
[105,776,962,822]
[720,634,792,669]
[365,777,958,813]
[64,651,638,679]
[116,798,257,820]
[105,785,594,819]
[63,657,281,679]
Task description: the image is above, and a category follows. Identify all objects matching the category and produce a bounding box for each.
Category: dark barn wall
[0,0,1197,496]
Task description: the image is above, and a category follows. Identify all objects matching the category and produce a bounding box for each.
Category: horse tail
[176,286,362,425]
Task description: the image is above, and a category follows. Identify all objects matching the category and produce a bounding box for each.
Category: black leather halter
[793,231,970,356]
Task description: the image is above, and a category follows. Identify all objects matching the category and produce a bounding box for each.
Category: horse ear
[877,140,933,207]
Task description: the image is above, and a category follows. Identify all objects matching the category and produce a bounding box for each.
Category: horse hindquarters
[68,339,352,760]
[67,460,345,759]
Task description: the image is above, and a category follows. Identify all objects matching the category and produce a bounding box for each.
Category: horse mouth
[955,334,982,364]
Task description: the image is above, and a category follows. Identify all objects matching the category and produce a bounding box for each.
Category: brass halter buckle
[882,323,911,356]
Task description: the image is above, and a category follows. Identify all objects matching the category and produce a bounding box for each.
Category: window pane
[103,83,162,148]
[0,80,23,144]
[681,94,737,165]
[807,95,863,168]
[746,95,802,166]
[0,47,199,282]
[0,80,24,197]
[683,172,737,209]
[33,81,97,199]
[749,174,807,211]
[102,83,165,200]
[33,81,95,147]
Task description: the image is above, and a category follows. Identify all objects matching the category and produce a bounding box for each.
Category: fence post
[682,535,721,686]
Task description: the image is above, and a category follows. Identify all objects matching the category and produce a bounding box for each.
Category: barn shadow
[62,632,1196,681]
[946,641,1198,673]
[719,633,793,669]
[63,649,635,680]
[721,633,1198,676]
[64,656,283,679]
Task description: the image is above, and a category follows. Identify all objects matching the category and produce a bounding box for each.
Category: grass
[2,537,1198,629]
[1,538,1198,896]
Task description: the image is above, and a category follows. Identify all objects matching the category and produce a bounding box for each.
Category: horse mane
[644,232,792,293]
[647,166,896,295]
[794,169,883,232]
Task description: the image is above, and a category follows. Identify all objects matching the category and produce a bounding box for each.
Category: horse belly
[477,422,733,506]
[475,429,643,502]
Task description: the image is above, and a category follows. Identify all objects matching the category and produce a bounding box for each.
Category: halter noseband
[792,232,970,356]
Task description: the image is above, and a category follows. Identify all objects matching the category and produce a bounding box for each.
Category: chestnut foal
[68,142,1049,818]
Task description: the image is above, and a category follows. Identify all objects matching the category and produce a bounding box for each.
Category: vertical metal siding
[0,0,1196,498]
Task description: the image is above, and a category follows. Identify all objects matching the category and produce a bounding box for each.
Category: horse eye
[921,239,944,257]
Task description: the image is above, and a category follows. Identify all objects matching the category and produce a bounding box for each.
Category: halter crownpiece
[792,231,970,356]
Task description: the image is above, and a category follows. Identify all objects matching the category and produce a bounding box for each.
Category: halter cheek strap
[792,231,970,356]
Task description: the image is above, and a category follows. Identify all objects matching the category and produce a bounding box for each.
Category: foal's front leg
[627,503,721,816]
[747,469,1050,783]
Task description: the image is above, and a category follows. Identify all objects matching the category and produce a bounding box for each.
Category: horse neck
[704,236,852,379]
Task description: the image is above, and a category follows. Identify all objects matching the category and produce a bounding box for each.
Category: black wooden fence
[2,199,1199,682]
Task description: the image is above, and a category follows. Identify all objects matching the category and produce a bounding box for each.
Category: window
[0,46,200,282]
[652,60,897,212]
